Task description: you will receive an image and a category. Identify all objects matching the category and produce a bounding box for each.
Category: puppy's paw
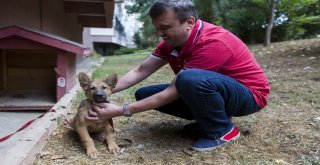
[108,143,121,154]
[86,147,99,159]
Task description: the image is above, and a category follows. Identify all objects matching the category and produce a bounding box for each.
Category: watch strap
[123,103,132,117]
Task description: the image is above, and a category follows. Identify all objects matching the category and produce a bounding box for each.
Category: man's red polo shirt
[152,20,270,108]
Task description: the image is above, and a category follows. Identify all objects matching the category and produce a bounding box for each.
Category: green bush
[111,47,139,55]
[110,47,154,56]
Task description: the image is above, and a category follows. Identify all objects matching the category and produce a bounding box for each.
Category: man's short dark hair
[149,0,198,22]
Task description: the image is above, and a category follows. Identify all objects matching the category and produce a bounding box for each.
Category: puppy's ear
[78,72,92,88]
[104,73,118,88]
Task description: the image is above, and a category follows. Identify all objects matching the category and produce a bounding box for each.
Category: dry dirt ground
[33,38,320,165]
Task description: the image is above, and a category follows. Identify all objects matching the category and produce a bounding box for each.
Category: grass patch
[34,38,320,165]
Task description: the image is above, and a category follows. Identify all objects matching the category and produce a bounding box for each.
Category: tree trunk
[264,0,276,47]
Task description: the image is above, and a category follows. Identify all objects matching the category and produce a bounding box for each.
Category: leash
[118,138,133,148]
[0,109,55,142]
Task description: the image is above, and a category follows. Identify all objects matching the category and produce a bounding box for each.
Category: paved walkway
[0,57,103,165]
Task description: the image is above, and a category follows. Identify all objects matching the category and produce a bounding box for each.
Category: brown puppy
[70,72,120,158]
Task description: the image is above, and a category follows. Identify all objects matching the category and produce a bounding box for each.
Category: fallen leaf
[181,149,193,156]
[51,155,65,160]
[40,151,50,157]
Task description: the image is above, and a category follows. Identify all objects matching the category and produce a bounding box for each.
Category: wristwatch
[123,103,132,117]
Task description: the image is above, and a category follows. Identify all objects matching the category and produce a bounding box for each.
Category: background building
[83,0,142,56]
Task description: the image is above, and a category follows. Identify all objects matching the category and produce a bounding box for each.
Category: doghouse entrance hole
[0,49,56,110]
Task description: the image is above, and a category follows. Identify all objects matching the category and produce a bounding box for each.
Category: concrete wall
[82,28,114,50]
[0,0,82,43]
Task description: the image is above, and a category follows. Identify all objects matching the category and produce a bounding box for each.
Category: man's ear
[186,16,196,30]
[104,73,118,88]
[78,72,92,88]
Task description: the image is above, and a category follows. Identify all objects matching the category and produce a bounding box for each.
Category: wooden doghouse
[0,26,90,110]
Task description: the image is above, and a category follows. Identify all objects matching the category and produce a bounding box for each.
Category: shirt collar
[170,20,203,56]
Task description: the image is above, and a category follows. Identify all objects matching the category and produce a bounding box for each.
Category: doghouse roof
[0,26,90,55]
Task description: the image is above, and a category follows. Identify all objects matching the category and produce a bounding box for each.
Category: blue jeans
[135,69,261,138]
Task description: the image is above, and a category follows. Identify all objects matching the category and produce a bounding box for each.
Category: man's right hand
[86,102,122,122]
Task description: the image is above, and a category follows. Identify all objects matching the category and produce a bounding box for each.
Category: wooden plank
[6,57,56,68]
[1,50,7,90]
[6,68,55,90]
[0,50,3,90]
[64,1,105,15]
[6,82,55,91]
[6,51,56,68]
[7,68,55,77]
[104,1,114,28]
[6,85,55,91]
[6,78,55,85]
[0,91,55,108]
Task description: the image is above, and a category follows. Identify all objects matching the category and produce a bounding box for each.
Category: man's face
[152,9,195,47]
